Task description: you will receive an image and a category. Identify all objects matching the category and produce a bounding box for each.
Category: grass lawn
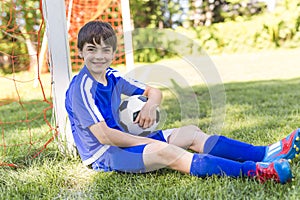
[1,48,300,199]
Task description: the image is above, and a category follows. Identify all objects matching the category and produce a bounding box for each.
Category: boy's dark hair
[77,21,117,51]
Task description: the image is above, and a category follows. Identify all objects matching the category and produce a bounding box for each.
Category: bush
[133,1,300,61]
[132,28,190,63]
[194,0,300,54]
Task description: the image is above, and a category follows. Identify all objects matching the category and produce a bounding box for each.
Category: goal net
[0,0,128,167]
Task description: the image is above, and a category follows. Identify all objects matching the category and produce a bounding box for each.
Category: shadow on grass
[163,77,300,143]
[217,78,300,143]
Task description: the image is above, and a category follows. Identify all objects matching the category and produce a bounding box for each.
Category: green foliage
[220,1,266,22]
[132,28,179,63]
[129,0,164,28]
[0,0,43,73]
[199,1,300,53]
[132,29,163,62]
[129,0,186,29]
[130,0,266,29]
[133,1,300,61]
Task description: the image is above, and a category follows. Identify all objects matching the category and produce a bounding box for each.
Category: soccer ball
[119,95,160,136]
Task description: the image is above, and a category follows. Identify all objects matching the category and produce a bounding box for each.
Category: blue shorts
[91,129,173,173]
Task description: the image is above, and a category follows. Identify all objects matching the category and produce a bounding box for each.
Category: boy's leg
[143,142,292,184]
[167,126,300,163]
[143,141,250,176]
[143,141,193,172]
[167,125,210,152]
[167,125,265,162]
[204,128,300,162]
[190,154,292,184]
[203,135,266,162]
[142,141,251,176]
[98,140,253,175]
[93,141,292,184]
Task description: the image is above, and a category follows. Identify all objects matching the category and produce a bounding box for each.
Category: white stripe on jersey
[82,144,110,166]
[107,68,121,77]
[107,67,146,90]
[125,76,146,90]
[80,74,104,123]
[266,141,282,157]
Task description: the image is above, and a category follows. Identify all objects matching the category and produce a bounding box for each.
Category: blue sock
[203,135,266,162]
[190,154,256,177]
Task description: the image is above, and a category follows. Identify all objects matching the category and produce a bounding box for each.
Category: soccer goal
[0,0,133,167]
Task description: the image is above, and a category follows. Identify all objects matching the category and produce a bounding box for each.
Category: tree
[0,0,44,73]
[129,0,184,28]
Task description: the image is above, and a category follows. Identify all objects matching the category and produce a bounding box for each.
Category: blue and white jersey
[65,66,145,165]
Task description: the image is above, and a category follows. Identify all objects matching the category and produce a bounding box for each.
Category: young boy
[65,20,300,184]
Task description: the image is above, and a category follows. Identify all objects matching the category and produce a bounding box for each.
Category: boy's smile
[79,39,115,83]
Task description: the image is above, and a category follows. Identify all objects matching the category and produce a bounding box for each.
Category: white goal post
[42,0,134,156]
[121,0,134,72]
[42,0,74,156]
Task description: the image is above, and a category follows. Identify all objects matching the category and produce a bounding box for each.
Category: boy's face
[79,39,115,77]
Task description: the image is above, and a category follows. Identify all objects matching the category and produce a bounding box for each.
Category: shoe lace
[255,163,279,183]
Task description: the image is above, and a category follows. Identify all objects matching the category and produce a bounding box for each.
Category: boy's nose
[94,51,104,59]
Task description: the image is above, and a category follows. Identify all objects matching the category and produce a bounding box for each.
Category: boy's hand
[135,85,162,129]
[134,102,158,129]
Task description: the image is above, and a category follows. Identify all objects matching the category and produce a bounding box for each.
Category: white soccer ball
[119,95,160,136]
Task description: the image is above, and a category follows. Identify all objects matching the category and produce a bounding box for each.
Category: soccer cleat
[263,128,300,162]
[255,159,293,184]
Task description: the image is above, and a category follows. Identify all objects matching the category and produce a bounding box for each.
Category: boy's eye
[103,49,111,53]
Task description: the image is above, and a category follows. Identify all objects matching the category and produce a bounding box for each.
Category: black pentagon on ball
[119,100,128,112]
[138,95,148,102]
[133,110,140,121]
[139,131,151,137]
[156,110,160,123]
[119,120,129,133]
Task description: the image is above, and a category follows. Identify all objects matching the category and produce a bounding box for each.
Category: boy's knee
[185,125,201,133]
[168,125,209,152]
[143,142,184,169]
[171,125,203,139]
[144,142,169,156]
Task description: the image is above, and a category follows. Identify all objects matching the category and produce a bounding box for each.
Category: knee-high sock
[203,135,266,162]
[190,154,256,177]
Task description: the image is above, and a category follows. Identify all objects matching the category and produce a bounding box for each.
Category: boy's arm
[135,85,162,129]
[89,121,157,147]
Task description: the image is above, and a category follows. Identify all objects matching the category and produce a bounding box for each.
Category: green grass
[1,75,300,199]
[0,97,53,165]
[1,48,300,199]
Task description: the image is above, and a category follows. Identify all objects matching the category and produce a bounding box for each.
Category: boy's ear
[78,50,83,58]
